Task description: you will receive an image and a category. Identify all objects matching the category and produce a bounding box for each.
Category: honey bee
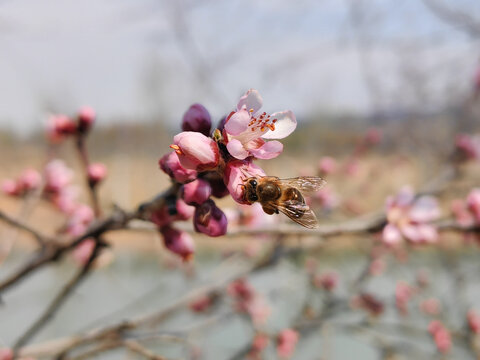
[242,176,326,229]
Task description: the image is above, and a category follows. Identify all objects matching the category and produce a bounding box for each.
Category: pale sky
[0,0,479,135]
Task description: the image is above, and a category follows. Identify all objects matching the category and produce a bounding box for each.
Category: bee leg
[261,204,276,215]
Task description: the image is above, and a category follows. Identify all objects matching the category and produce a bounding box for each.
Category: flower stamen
[169,144,184,155]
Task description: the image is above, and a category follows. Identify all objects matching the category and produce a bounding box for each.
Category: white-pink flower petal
[236,89,263,113]
[227,138,249,160]
[248,140,283,160]
[260,110,296,140]
[382,224,402,245]
[224,109,250,136]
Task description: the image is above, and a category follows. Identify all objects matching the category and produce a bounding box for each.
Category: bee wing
[276,200,319,229]
[280,177,326,196]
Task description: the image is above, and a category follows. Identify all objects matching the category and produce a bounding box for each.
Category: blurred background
[1,1,480,359]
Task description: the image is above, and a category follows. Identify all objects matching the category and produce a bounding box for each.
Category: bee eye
[250,179,257,187]
[251,194,258,201]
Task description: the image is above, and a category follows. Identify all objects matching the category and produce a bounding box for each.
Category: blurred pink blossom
[276,329,299,359]
[0,348,13,360]
[87,163,107,186]
[368,258,385,276]
[77,106,95,133]
[228,278,270,324]
[170,132,220,171]
[351,293,384,317]
[313,271,338,292]
[72,238,96,266]
[66,205,94,236]
[382,187,440,245]
[47,115,77,142]
[224,160,265,204]
[318,156,337,175]
[364,128,382,146]
[224,89,296,160]
[248,333,269,360]
[1,179,18,196]
[313,186,339,211]
[395,281,414,315]
[18,169,42,192]
[189,293,216,313]
[420,298,441,316]
[428,320,451,354]
[455,134,480,161]
[182,103,212,136]
[468,310,480,334]
[44,160,74,193]
[160,226,195,261]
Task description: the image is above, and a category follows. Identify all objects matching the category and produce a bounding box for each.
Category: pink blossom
[313,186,339,211]
[420,298,440,316]
[72,238,96,265]
[160,226,195,261]
[151,198,195,227]
[455,134,480,161]
[395,281,414,315]
[52,186,80,214]
[344,159,360,176]
[77,106,95,133]
[182,179,212,205]
[182,103,212,136]
[44,160,74,193]
[159,152,198,184]
[170,132,220,171]
[276,329,299,359]
[224,160,266,204]
[248,333,269,359]
[0,348,13,360]
[467,310,480,334]
[382,187,440,245]
[193,199,227,237]
[18,169,42,192]
[428,321,451,354]
[318,156,337,175]
[364,128,382,146]
[1,179,18,196]
[223,89,296,160]
[246,296,271,326]
[466,188,480,222]
[313,271,338,292]
[189,293,216,313]
[66,205,94,236]
[87,163,107,186]
[47,114,77,142]
[351,293,384,316]
[228,278,255,304]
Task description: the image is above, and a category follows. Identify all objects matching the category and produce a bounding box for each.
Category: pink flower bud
[72,238,96,265]
[189,293,215,313]
[228,278,255,303]
[455,134,480,161]
[160,226,195,261]
[1,179,19,196]
[224,160,266,204]
[466,188,480,222]
[313,271,338,292]
[87,163,107,186]
[182,179,212,205]
[159,152,198,184]
[428,321,451,354]
[151,198,195,227]
[170,132,220,171]
[0,348,13,360]
[351,293,384,316]
[468,310,480,334]
[395,281,414,316]
[47,115,77,142]
[193,199,227,237]
[182,103,212,136]
[364,128,382,145]
[276,329,299,359]
[318,156,337,175]
[18,169,42,192]
[420,298,440,315]
[77,106,96,133]
[44,160,74,193]
[249,333,269,358]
